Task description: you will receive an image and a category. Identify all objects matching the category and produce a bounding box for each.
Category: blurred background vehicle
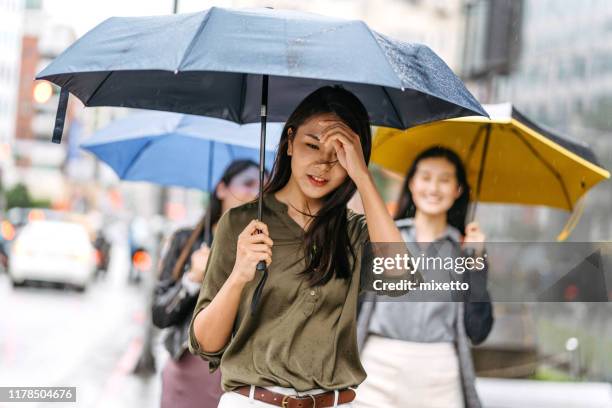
[8,219,96,291]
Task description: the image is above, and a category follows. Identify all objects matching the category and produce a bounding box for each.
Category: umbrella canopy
[371,103,610,212]
[37,7,487,135]
[37,6,488,313]
[80,111,282,191]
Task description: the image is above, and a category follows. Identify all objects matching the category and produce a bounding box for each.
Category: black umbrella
[37,7,487,313]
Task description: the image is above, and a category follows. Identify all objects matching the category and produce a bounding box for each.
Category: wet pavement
[0,240,164,408]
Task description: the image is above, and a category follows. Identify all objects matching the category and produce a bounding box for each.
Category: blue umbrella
[37,7,488,313]
[81,111,282,244]
[81,111,281,190]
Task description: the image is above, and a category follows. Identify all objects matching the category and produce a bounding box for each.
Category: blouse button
[304,289,317,316]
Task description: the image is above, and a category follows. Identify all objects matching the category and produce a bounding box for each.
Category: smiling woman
[355,146,493,408]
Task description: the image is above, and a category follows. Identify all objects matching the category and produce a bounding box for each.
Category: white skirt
[218,385,355,407]
[354,335,464,408]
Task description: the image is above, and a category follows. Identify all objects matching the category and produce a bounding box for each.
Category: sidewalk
[477,377,612,408]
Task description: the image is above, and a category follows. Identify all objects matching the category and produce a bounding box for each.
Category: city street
[0,239,162,408]
[0,1,611,407]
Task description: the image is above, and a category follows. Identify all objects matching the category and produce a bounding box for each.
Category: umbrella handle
[250,266,268,316]
[52,88,70,144]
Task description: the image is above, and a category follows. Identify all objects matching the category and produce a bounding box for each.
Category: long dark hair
[395,146,470,234]
[207,159,260,230]
[265,86,372,286]
[171,159,259,281]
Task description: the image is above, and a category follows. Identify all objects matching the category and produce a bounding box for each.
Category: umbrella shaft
[205,140,215,245]
[253,74,270,315]
[257,75,269,222]
[470,123,491,222]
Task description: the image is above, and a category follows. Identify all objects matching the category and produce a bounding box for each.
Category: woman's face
[408,157,462,217]
[217,166,261,211]
[287,113,350,200]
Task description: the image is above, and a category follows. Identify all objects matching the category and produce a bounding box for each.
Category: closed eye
[306,143,320,150]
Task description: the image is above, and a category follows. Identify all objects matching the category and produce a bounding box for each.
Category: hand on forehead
[299,113,344,138]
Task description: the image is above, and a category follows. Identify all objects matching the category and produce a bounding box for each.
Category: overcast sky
[40,0,367,37]
[42,0,238,36]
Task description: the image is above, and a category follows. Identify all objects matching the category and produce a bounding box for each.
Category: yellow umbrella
[372,103,610,239]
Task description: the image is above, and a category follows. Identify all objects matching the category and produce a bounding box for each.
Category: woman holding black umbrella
[152,159,262,408]
[35,8,491,406]
[189,86,419,408]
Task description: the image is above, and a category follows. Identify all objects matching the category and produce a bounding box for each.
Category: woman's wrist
[352,167,374,191]
[465,244,486,258]
[228,269,250,288]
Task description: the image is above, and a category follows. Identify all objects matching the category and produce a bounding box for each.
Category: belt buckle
[281,394,316,408]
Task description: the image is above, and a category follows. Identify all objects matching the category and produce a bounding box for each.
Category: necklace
[279,198,320,256]
[286,201,314,217]
[284,199,320,233]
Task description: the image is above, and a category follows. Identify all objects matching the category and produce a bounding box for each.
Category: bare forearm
[355,172,420,281]
[355,172,403,243]
[193,273,246,353]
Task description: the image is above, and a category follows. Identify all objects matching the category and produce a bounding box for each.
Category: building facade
[13,2,76,202]
[463,0,612,242]
[0,0,24,190]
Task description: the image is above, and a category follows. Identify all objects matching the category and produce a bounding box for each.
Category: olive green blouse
[188,193,371,392]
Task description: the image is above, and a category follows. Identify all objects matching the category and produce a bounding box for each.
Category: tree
[4,183,51,210]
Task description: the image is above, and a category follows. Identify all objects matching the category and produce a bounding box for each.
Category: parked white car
[9,220,96,291]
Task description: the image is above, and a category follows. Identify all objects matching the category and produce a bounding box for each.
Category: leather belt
[233,386,356,407]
